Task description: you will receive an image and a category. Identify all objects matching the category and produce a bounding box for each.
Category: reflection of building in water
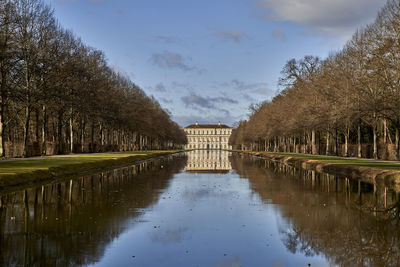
[184,150,232,173]
[184,122,232,150]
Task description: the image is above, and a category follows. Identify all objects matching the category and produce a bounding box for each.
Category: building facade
[184,122,232,150]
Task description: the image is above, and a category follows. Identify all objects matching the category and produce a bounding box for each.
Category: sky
[45,0,386,127]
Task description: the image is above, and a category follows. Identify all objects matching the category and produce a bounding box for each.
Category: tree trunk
[373,126,378,159]
[326,131,330,155]
[80,118,85,153]
[112,130,116,150]
[69,108,73,154]
[0,104,3,157]
[357,123,362,158]
[334,129,338,156]
[23,106,32,158]
[344,132,348,157]
[293,136,296,153]
[90,122,95,153]
[0,68,6,157]
[41,105,47,156]
[383,119,387,144]
[132,132,137,150]
[57,111,63,155]
[277,136,280,152]
[118,130,121,151]
[311,129,316,154]
[99,123,103,152]
[396,127,399,161]
[35,109,39,142]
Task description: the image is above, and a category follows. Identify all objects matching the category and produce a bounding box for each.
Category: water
[0,151,399,266]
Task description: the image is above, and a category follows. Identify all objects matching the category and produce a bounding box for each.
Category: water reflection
[231,154,400,266]
[184,150,232,173]
[0,155,187,266]
[1,152,400,266]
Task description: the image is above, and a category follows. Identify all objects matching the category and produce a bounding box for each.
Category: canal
[0,150,399,266]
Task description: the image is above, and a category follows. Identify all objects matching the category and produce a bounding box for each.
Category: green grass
[242,151,400,171]
[0,150,183,189]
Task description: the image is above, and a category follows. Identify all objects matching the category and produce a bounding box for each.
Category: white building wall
[184,126,232,150]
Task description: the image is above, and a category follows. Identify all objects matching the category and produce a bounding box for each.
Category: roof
[185,124,231,129]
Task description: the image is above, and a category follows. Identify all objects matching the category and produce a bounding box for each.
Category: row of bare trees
[230,0,400,160]
[0,0,186,157]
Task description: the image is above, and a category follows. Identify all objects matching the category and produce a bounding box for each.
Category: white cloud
[154,83,167,92]
[215,29,246,43]
[181,93,238,109]
[256,0,385,37]
[150,51,205,73]
[150,51,195,72]
[219,79,271,94]
[253,87,274,96]
[110,64,131,79]
[160,97,173,104]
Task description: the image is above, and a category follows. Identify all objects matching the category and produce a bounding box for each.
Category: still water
[1,150,399,266]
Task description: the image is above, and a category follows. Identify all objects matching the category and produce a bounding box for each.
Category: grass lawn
[0,150,182,189]
[245,151,400,171]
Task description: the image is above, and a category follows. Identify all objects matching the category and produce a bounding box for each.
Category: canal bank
[0,150,184,191]
[233,151,400,186]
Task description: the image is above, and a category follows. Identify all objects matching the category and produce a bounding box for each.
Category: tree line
[230,0,400,160]
[0,0,186,157]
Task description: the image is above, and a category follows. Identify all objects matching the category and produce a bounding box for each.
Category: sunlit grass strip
[0,151,183,189]
[257,152,400,170]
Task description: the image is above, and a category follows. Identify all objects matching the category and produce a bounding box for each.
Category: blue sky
[45,0,386,127]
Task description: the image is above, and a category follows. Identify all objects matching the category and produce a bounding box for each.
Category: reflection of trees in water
[0,155,187,266]
[381,201,400,220]
[231,154,400,266]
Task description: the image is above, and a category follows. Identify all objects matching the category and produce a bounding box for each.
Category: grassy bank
[0,151,183,190]
[234,151,400,185]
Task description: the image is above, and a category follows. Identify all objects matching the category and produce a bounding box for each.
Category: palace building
[184,122,232,150]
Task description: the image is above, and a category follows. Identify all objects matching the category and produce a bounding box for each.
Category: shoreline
[233,151,400,186]
[0,151,184,192]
